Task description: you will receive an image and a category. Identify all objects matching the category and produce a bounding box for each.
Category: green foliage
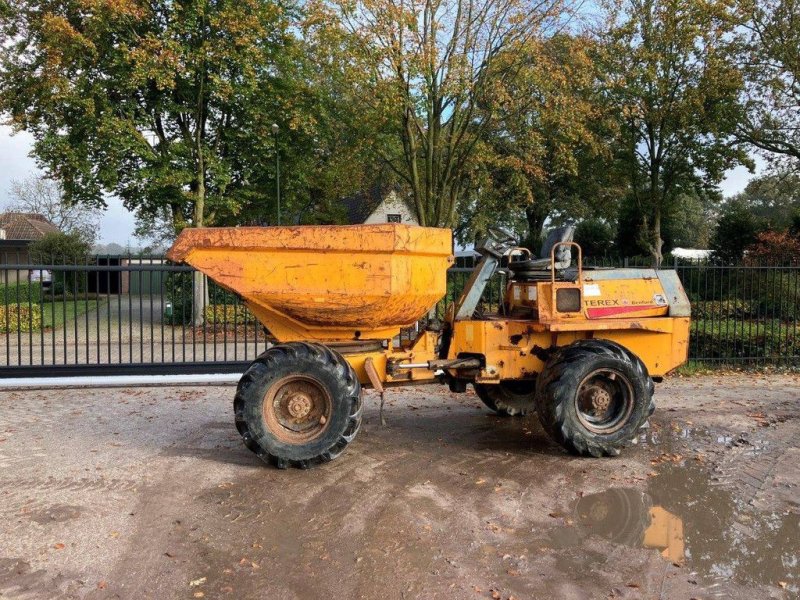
[575,219,615,259]
[27,232,91,263]
[0,304,42,332]
[465,33,623,245]
[164,271,245,325]
[710,203,764,263]
[163,272,194,326]
[691,320,798,361]
[0,281,43,305]
[730,172,800,230]
[693,299,754,320]
[605,0,749,264]
[738,0,800,169]
[0,0,364,237]
[27,232,91,294]
[203,304,255,326]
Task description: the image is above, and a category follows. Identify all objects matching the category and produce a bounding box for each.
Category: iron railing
[0,254,797,377]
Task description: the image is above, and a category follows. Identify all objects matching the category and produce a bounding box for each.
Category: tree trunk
[651,205,663,268]
[525,203,549,251]
[648,166,663,267]
[192,130,208,327]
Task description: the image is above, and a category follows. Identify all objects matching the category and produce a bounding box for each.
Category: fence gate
[1,255,797,377]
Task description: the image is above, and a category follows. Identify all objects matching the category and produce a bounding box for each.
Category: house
[0,212,61,282]
[341,187,419,225]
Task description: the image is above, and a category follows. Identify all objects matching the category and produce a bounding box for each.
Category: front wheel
[234,342,362,469]
[535,340,654,457]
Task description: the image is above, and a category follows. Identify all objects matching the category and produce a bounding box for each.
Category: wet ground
[0,374,797,599]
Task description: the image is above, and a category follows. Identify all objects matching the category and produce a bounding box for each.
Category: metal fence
[0,254,797,377]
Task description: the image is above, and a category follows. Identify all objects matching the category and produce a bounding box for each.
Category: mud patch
[28,504,83,524]
[549,432,800,597]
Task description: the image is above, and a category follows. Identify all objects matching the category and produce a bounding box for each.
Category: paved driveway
[0,375,797,599]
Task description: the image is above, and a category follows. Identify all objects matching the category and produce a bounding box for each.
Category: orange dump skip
[167,224,454,341]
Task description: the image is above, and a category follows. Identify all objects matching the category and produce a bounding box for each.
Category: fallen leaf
[189,577,207,587]
[53,543,65,550]
[491,590,501,600]
[193,593,205,598]
[97,581,107,590]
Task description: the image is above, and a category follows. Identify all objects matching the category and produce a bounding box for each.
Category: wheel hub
[590,388,612,414]
[575,369,635,435]
[287,393,313,419]
[262,376,333,444]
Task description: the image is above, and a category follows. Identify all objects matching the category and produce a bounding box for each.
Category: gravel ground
[0,374,797,600]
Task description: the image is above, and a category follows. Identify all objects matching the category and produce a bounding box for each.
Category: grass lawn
[41,299,105,329]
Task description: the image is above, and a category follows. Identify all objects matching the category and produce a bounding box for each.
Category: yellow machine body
[168,224,690,385]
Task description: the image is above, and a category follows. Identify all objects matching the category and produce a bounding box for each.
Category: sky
[0,125,761,246]
[0,126,139,246]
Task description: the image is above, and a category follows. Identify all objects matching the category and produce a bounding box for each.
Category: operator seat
[507,225,575,281]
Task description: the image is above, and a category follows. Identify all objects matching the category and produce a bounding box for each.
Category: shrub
[164,271,245,326]
[744,231,800,265]
[0,281,43,305]
[203,304,254,325]
[710,205,764,263]
[693,299,754,320]
[0,304,42,332]
[691,320,798,361]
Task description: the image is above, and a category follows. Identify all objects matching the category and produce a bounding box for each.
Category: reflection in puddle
[554,461,799,594]
[571,489,684,564]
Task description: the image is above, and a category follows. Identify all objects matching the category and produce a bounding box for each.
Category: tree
[463,33,625,246]
[28,231,92,293]
[710,201,764,263]
[5,175,101,244]
[311,0,564,227]
[664,191,716,249]
[727,171,800,230]
[605,0,750,265]
[0,0,297,322]
[736,0,800,171]
[575,218,615,259]
[28,231,91,263]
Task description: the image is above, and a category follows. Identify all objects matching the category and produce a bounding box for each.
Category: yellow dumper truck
[167,224,690,468]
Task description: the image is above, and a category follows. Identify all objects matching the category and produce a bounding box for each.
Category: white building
[342,188,419,225]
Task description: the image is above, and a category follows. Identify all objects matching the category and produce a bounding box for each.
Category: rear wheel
[535,340,653,457]
[473,380,537,416]
[234,342,362,469]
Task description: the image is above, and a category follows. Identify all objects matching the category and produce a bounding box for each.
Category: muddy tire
[234,342,362,469]
[535,340,654,457]
[473,381,537,416]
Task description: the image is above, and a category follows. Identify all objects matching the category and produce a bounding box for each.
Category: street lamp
[271,123,280,225]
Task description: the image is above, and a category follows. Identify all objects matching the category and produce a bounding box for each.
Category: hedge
[691,319,799,361]
[0,282,43,305]
[203,304,255,325]
[0,304,43,333]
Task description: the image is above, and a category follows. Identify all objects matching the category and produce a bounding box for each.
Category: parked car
[29,268,52,290]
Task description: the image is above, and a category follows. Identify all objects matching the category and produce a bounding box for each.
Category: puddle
[551,456,799,594]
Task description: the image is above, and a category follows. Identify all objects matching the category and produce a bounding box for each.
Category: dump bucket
[167,224,453,342]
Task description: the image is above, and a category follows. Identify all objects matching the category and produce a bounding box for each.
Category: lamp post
[272,123,280,225]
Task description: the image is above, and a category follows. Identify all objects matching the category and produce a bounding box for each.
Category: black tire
[535,339,654,457]
[473,380,537,416]
[234,342,362,469]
